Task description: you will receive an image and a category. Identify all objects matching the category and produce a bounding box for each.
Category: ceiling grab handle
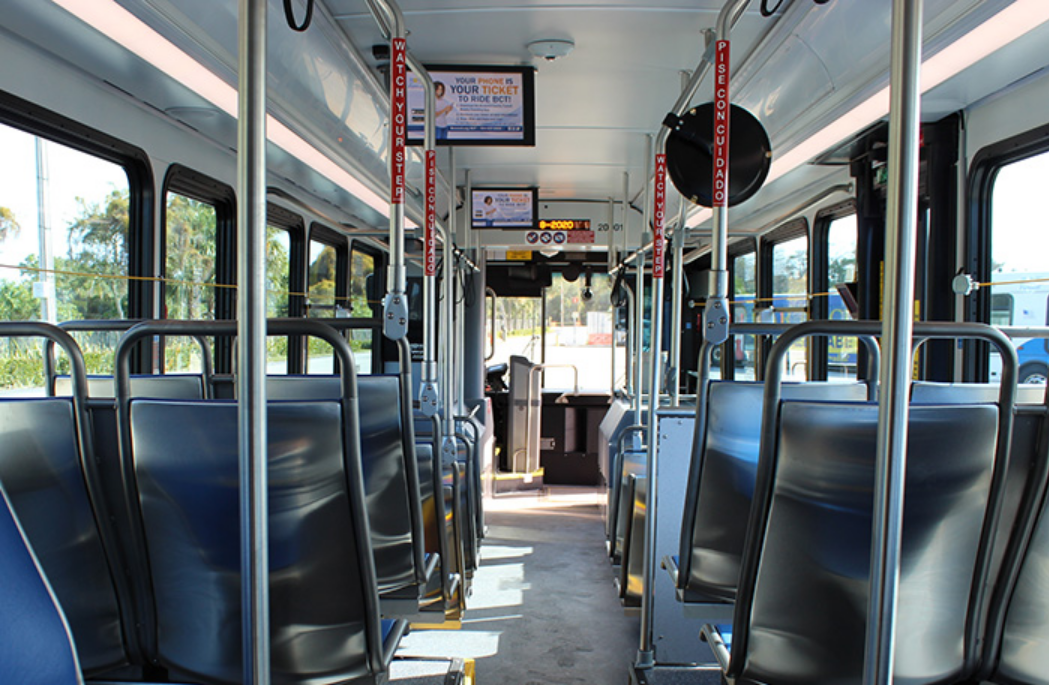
[635,0,751,677]
[366,0,409,341]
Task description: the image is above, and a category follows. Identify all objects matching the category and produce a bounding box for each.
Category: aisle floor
[396,487,640,684]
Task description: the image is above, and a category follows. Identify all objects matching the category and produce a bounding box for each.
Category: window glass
[825,214,858,381]
[990,150,1049,384]
[305,239,336,373]
[308,240,338,316]
[0,124,130,389]
[350,247,376,316]
[771,234,808,380]
[729,252,757,381]
[543,273,623,391]
[163,192,218,372]
[266,226,291,373]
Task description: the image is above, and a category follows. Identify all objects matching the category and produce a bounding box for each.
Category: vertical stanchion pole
[236,0,269,682]
[442,148,457,463]
[609,196,617,397]
[636,151,668,668]
[669,195,687,405]
[634,136,652,426]
[703,37,731,347]
[383,23,409,341]
[865,0,923,683]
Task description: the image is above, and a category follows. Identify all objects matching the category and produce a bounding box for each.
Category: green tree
[267,226,290,317]
[829,255,857,285]
[0,276,36,321]
[308,245,337,315]
[63,189,129,319]
[0,206,20,243]
[166,194,217,319]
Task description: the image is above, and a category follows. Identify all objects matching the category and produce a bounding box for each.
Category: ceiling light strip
[686,0,1049,228]
[49,0,389,217]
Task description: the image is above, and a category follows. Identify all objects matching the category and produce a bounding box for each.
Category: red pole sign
[425,149,437,276]
[653,152,667,279]
[713,39,730,208]
[390,37,407,205]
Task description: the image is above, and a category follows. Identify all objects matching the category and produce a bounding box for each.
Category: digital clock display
[537,219,591,230]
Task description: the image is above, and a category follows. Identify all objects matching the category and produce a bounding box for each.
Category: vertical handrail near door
[865,0,924,683]
[366,0,443,416]
[367,0,409,342]
[636,0,750,672]
[237,0,269,682]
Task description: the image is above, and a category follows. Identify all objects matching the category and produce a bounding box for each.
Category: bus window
[350,246,377,317]
[0,123,130,388]
[990,149,1049,385]
[266,225,291,373]
[308,240,338,316]
[543,272,623,391]
[490,295,542,369]
[990,293,1013,327]
[825,213,858,381]
[165,192,218,372]
[343,244,377,374]
[770,234,809,380]
[731,252,757,381]
[305,238,337,374]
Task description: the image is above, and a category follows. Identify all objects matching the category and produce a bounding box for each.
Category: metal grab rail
[636,0,753,672]
[727,319,1019,683]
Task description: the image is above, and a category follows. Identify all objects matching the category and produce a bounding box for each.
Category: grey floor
[395,487,641,685]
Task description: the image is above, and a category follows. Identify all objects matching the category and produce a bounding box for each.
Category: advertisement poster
[471,189,535,229]
[408,68,533,145]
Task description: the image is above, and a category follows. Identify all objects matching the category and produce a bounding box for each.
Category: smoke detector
[527,39,575,62]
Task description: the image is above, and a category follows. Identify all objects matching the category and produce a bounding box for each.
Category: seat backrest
[912,381,1044,406]
[266,374,341,400]
[0,398,131,675]
[0,483,82,685]
[678,382,867,602]
[130,398,385,683]
[55,374,205,400]
[601,400,644,549]
[357,375,418,595]
[912,382,1049,640]
[731,401,999,684]
[613,447,646,565]
[994,460,1049,684]
[270,373,426,594]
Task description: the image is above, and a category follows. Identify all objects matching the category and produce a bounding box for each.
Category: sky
[0,124,128,275]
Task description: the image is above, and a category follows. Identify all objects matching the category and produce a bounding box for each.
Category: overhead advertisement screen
[407,66,536,146]
[471,188,537,229]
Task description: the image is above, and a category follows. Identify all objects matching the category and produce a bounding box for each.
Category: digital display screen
[407,65,535,146]
[537,219,591,230]
[471,188,537,229]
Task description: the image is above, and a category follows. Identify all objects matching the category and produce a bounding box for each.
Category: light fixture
[685,0,1049,228]
[527,39,575,62]
[49,0,391,218]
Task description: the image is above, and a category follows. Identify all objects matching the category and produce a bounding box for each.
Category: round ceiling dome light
[527,39,575,62]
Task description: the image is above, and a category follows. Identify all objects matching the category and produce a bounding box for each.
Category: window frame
[811,201,857,380]
[758,218,809,379]
[966,122,1049,381]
